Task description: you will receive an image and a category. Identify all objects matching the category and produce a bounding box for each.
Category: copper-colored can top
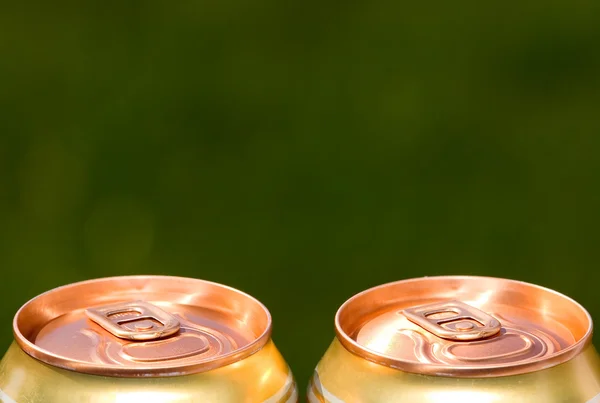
[13,275,272,377]
[335,276,594,377]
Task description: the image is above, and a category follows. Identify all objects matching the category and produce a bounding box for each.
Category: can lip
[334,275,594,378]
[13,275,273,377]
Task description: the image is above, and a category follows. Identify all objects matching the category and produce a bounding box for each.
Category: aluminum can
[0,275,298,402]
[308,276,600,402]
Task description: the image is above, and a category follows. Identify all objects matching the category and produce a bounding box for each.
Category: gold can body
[0,339,297,403]
[309,276,600,403]
[309,338,600,403]
[1,275,298,403]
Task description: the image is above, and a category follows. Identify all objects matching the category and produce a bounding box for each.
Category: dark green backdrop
[1,2,600,398]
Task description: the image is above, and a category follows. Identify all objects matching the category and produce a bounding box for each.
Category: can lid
[13,276,272,377]
[335,276,593,377]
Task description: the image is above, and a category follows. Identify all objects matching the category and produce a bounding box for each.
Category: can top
[13,275,272,377]
[335,276,593,377]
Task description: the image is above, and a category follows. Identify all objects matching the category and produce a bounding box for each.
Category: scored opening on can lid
[13,275,272,377]
[335,276,594,378]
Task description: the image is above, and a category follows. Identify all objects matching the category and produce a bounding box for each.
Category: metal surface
[1,339,297,403]
[85,300,181,341]
[335,275,593,377]
[12,275,274,377]
[1,275,298,402]
[402,300,501,341]
[308,275,600,402]
[308,338,600,403]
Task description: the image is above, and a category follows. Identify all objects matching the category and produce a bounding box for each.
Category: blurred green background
[1,2,600,397]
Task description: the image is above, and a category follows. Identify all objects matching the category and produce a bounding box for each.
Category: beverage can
[309,276,600,402]
[0,275,297,402]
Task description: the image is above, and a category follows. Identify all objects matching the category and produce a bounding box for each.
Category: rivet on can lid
[402,300,502,341]
[85,300,180,341]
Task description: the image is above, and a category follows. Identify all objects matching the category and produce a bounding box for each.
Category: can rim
[13,275,273,377]
[334,275,594,378]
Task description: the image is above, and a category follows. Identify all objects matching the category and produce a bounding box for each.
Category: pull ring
[86,300,180,341]
[403,300,501,341]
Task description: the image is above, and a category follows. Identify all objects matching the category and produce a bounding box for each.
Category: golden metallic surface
[1,340,297,403]
[2,275,298,402]
[85,300,181,341]
[402,300,501,341]
[308,338,600,403]
[335,276,593,377]
[13,275,273,377]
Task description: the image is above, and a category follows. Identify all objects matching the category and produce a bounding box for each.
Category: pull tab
[402,300,501,341]
[85,300,180,341]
